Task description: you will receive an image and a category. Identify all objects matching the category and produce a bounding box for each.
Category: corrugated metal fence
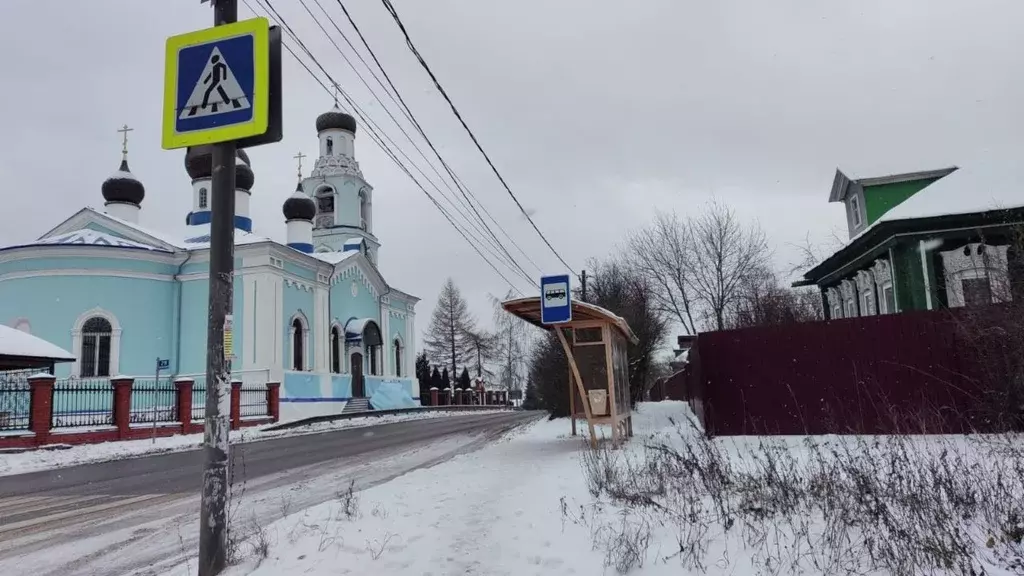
[677,306,1018,436]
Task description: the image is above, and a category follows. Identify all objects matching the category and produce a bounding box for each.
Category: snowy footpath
[0,409,508,477]
[163,401,1024,576]
[162,403,681,576]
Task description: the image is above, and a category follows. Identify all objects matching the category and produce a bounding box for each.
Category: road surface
[0,410,541,576]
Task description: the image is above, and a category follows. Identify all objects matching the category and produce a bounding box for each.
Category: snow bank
[163,401,1023,576]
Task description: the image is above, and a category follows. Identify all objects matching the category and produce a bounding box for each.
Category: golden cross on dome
[117,124,133,161]
[293,151,306,180]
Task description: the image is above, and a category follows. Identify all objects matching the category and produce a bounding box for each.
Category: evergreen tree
[522,379,540,410]
[415,352,431,402]
[424,278,477,381]
[459,367,471,389]
[441,367,451,389]
[430,366,443,390]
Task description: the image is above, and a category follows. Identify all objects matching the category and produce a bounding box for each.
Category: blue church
[0,107,419,420]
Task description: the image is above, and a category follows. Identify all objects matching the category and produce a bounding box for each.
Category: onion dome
[184,147,253,184]
[282,182,316,221]
[315,106,357,134]
[236,153,255,190]
[102,159,145,205]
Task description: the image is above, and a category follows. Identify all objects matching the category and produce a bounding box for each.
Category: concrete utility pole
[198,0,237,574]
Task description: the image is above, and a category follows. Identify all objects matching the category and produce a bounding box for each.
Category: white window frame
[879,282,894,314]
[288,312,310,371]
[832,304,842,319]
[392,335,404,378]
[959,269,994,307]
[71,307,121,377]
[330,321,344,374]
[850,194,862,227]
[861,289,874,316]
[845,299,856,318]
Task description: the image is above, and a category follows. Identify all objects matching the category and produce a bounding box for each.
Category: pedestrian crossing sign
[161,18,270,149]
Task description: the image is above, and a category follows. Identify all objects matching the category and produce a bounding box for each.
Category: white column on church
[381,306,391,376]
[406,311,415,381]
[314,285,328,372]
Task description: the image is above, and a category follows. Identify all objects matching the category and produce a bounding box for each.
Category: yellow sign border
[161,18,270,150]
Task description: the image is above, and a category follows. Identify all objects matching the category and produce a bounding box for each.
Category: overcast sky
[2,0,1023,351]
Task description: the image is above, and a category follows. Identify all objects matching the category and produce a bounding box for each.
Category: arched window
[363,321,382,376]
[198,187,208,209]
[331,325,342,373]
[81,317,113,377]
[358,190,368,230]
[393,338,403,377]
[326,136,334,156]
[315,186,335,228]
[290,316,307,371]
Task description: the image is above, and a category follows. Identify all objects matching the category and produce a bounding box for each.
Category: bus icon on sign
[545,288,566,301]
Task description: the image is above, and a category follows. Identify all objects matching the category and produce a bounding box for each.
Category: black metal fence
[51,379,114,429]
[239,385,269,418]
[129,379,177,424]
[0,369,34,432]
[191,378,206,421]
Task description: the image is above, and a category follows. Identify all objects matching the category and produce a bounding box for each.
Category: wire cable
[379,0,578,279]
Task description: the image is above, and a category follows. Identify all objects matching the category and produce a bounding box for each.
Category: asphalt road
[0,410,542,576]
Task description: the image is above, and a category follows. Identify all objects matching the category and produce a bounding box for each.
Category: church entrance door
[351,352,365,397]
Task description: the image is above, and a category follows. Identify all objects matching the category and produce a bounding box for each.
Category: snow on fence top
[0,324,75,362]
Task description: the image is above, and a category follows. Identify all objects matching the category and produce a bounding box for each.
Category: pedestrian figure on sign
[201,54,230,112]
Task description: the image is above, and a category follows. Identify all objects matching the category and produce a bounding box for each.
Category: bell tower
[303,103,380,264]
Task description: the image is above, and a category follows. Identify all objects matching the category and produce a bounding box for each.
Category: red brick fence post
[111,376,134,440]
[175,378,194,433]
[27,373,55,445]
[430,387,439,406]
[230,380,242,430]
[266,382,281,422]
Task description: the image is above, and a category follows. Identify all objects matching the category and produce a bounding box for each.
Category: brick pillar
[266,382,281,422]
[175,378,194,433]
[111,377,134,439]
[479,390,485,405]
[430,387,439,406]
[230,380,242,430]
[27,374,55,445]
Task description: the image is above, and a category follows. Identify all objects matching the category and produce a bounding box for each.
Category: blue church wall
[283,261,318,282]
[330,374,352,400]
[282,371,321,399]
[329,275,380,326]
[282,283,315,367]
[176,275,245,376]
[0,275,174,377]
[0,255,176,275]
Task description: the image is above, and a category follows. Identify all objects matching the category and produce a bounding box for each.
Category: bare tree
[423,278,476,379]
[688,199,771,331]
[627,211,699,334]
[728,266,823,329]
[490,290,533,394]
[465,329,497,379]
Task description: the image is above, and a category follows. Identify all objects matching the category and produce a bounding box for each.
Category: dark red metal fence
[678,307,1016,436]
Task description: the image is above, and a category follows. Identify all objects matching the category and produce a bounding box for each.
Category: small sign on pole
[153,357,169,443]
[224,315,234,360]
[540,274,572,325]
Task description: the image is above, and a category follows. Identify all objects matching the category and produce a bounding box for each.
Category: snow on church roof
[0,324,75,362]
[29,229,170,252]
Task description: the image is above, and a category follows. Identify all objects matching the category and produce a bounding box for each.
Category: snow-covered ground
[160,401,1024,576]
[0,409,509,477]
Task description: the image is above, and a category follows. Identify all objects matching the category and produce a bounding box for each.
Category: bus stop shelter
[502,297,639,447]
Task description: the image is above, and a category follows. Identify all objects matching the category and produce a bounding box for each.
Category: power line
[250,0,531,295]
[378,0,578,279]
[330,0,544,278]
[294,0,535,283]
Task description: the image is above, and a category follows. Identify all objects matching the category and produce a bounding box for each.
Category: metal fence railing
[0,369,35,432]
[239,385,269,418]
[191,378,206,421]
[129,379,178,424]
[51,379,114,429]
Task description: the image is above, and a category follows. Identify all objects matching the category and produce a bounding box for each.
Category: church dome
[282,183,316,221]
[315,107,357,134]
[102,159,145,205]
[184,147,252,183]
[236,155,255,190]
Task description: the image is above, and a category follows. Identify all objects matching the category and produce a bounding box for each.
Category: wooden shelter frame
[502,297,639,448]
